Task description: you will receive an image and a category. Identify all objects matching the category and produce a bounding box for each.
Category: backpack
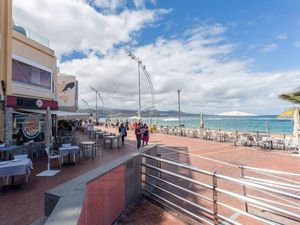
[121,127,127,137]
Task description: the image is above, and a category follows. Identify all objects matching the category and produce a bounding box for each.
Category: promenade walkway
[1,127,299,225]
[102,125,300,225]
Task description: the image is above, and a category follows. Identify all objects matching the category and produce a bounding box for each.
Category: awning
[14,108,88,120]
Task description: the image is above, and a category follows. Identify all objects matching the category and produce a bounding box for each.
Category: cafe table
[80,141,96,159]
[59,145,81,164]
[0,158,33,189]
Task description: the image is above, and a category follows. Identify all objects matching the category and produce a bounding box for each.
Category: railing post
[212,172,218,225]
[157,153,162,179]
[240,167,249,212]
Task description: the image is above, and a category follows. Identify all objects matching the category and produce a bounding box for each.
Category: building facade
[57,74,78,112]
[0,0,58,144]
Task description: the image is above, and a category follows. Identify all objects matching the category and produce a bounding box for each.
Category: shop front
[6,95,57,145]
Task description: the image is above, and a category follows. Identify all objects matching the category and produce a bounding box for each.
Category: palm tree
[279,90,300,104]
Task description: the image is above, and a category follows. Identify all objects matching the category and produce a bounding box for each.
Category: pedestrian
[119,123,127,146]
[142,125,149,146]
[135,123,142,149]
[125,120,129,130]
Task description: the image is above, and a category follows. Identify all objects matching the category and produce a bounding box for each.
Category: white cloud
[89,0,125,13]
[12,1,300,115]
[13,0,168,57]
[294,41,300,48]
[259,43,278,53]
[133,0,156,9]
[276,33,287,40]
[59,25,300,114]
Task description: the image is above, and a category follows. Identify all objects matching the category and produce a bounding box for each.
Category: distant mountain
[78,107,198,117]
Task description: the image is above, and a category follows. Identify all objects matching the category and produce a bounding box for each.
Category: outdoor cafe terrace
[0,126,185,225]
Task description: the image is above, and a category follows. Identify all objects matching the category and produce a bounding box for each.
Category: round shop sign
[22,116,41,139]
[36,99,43,108]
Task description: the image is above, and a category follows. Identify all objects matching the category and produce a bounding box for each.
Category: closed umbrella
[293,108,300,137]
[200,113,204,129]
[36,107,60,176]
[44,107,52,148]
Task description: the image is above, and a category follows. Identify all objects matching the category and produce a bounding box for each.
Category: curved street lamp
[90,86,104,124]
[81,99,90,115]
[125,49,155,121]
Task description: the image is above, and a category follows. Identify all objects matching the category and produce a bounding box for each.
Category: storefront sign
[22,116,41,139]
[36,99,43,108]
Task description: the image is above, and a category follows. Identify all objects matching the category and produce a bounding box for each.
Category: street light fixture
[81,99,89,115]
[125,49,155,122]
[90,86,103,124]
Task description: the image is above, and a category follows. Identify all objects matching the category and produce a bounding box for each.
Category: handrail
[141,154,300,224]
[142,153,300,200]
[242,176,300,192]
[142,180,242,225]
[243,176,300,190]
[142,189,214,225]
[142,163,300,221]
[142,172,275,225]
[240,165,300,177]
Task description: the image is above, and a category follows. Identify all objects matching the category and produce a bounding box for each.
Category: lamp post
[90,86,101,125]
[81,99,89,115]
[97,92,105,117]
[177,89,181,127]
[125,49,155,121]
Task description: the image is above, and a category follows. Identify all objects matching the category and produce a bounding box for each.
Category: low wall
[44,145,157,225]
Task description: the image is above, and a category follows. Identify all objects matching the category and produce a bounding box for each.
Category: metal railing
[13,20,49,47]
[141,153,300,225]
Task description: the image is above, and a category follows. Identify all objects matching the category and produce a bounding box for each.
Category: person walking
[142,125,149,146]
[119,123,127,146]
[135,123,142,149]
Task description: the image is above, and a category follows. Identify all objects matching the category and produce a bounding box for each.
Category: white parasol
[200,113,204,129]
[217,111,257,116]
[36,107,60,176]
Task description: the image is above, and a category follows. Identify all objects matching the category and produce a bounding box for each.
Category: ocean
[142,115,293,134]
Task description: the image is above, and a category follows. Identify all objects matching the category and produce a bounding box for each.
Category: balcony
[12,20,49,48]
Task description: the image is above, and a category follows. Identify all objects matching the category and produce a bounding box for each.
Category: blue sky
[13,0,300,114]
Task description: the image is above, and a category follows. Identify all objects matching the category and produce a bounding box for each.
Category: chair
[284,138,299,152]
[95,141,103,157]
[45,147,61,168]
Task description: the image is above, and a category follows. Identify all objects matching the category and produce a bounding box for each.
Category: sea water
[143,115,293,134]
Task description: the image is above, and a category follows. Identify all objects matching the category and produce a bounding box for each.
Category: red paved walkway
[1,126,299,225]
[103,126,300,225]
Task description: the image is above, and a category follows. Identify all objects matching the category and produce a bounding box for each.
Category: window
[12,59,52,89]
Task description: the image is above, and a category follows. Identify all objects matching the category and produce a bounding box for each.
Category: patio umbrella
[293,108,300,154]
[36,107,60,176]
[44,107,52,148]
[265,121,270,137]
[200,113,204,129]
[293,108,300,137]
[217,111,257,130]
[217,110,257,146]
[217,110,257,117]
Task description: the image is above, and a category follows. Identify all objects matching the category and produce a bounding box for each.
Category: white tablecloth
[0,159,33,177]
[59,146,81,157]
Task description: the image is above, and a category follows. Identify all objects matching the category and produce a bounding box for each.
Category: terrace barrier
[141,153,300,225]
[44,145,157,225]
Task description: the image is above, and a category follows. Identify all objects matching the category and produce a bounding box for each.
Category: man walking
[135,123,142,149]
[119,123,127,146]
